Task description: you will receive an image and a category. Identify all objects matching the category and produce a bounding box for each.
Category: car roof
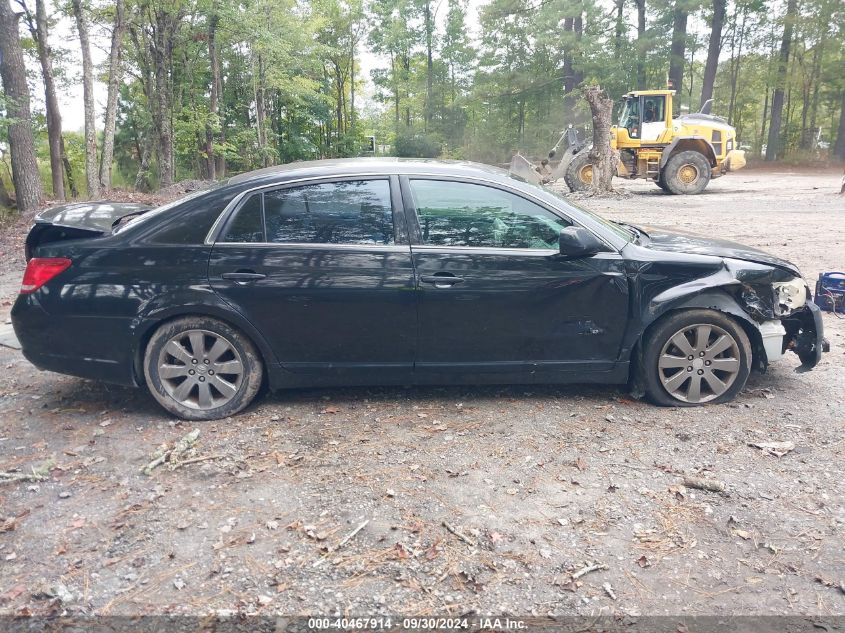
[225,158,512,187]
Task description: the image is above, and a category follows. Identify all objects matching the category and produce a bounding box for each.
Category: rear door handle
[419,273,464,288]
[222,271,266,282]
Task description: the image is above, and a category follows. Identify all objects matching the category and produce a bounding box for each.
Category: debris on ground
[748,440,795,457]
[682,475,726,493]
[442,521,476,547]
[571,562,608,579]
[141,429,202,475]
[0,458,54,485]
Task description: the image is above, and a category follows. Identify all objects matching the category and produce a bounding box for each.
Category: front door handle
[419,273,464,288]
[222,271,266,283]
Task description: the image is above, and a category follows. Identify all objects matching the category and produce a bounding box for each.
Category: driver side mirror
[558,226,605,259]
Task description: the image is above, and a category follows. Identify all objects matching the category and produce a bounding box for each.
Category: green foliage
[6,0,842,204]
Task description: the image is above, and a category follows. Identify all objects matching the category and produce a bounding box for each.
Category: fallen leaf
[0,584,26,603]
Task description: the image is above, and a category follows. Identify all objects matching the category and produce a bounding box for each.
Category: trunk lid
[26,202,152,259]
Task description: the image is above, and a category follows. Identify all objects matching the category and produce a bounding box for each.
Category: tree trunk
[424,0,433,131]
[61,136,79,197]
[700,0,726,109]
[613,0,624,59]
[71,0,99,198]
[99,0,125,191]
[634,0,646,89]
[765,0,798,161]
[254,53,269,167]
[667,0,688,97]
[152,7,178,188]
[584,86,616,194]
[0,0,44,212]
[26,0,65,200]
[206,10,219,180]
[833,90,845,161]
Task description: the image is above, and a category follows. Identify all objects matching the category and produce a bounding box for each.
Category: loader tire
[564,152,594,192]
[662,150,711,195]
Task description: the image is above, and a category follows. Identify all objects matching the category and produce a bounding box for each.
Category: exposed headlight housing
[772,277,807,315]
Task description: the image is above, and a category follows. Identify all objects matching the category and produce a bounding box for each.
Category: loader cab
[616,90,674,144]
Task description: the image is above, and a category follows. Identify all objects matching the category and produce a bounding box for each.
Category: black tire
[642,309,752,407]
[662,150,711,195]
[563,152,594,192]
[143,316,264,420]
[655,175,669,191]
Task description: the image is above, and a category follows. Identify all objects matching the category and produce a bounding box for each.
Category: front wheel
[144,316,264,420]
[662,150,712,195]
[642,310,751,406]
[563,152,595,192]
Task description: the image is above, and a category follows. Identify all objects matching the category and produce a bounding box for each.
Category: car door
[208,176,417,384]
[401,176,629,382]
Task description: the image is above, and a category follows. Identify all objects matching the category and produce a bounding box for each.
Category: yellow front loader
[510,90,746,195]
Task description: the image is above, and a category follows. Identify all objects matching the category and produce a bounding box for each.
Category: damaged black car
[11,159,829,420]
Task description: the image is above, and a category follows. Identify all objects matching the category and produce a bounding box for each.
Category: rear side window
[409,179,571,249]
[219,180,395,246]
[264,180,394,245]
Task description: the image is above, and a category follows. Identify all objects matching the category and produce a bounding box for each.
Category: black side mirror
[558,226,605,259]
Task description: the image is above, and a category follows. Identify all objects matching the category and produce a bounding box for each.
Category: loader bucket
[509,154,543,184]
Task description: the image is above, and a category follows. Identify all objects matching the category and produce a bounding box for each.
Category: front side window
[219,179,395,246]
[409,180,571,250]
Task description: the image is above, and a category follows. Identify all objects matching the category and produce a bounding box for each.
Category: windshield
[505,173,636,243]
[113,185,221,234]
[619,97,639,138]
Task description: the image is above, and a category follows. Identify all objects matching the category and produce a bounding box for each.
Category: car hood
[641,227,800,275]
[35,201,152,233]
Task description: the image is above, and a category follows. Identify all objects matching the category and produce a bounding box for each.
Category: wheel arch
[131,303,279,388]
[659,136,717,169]
[629,289,768,391]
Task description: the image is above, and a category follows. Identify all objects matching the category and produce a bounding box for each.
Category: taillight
[20,257,72,294]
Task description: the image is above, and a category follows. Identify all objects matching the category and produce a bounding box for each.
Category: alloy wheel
[657,323,741,403]
[157,329,244,410]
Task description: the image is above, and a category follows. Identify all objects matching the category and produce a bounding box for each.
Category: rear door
[208,176,416,384]
[401,176,629,382]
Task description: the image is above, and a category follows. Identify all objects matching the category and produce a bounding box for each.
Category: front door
[208,176,416,384]
[401,177,629,382]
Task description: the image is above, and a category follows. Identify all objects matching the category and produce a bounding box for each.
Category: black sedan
[12,159,827,420]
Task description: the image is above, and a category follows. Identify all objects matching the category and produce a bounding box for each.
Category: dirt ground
[0,165,843,620]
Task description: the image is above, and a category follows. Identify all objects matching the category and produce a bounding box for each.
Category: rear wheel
[144,316,263,420]
[662,150,711,195]
[642,310,751,406]
[564,152,594,192]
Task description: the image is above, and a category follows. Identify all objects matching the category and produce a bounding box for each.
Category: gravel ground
[0,166,843,619]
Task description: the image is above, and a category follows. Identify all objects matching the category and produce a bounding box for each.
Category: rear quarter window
[144,190,240,245]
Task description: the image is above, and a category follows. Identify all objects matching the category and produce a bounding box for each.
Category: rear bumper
[11,295,138,386]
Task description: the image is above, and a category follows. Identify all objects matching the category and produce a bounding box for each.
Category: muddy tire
[662,150,711,195]
[144,316,264,421]
[642,310,751,407]
[564,152,595,192]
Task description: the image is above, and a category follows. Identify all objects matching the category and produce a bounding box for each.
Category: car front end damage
[733,264,829,371]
